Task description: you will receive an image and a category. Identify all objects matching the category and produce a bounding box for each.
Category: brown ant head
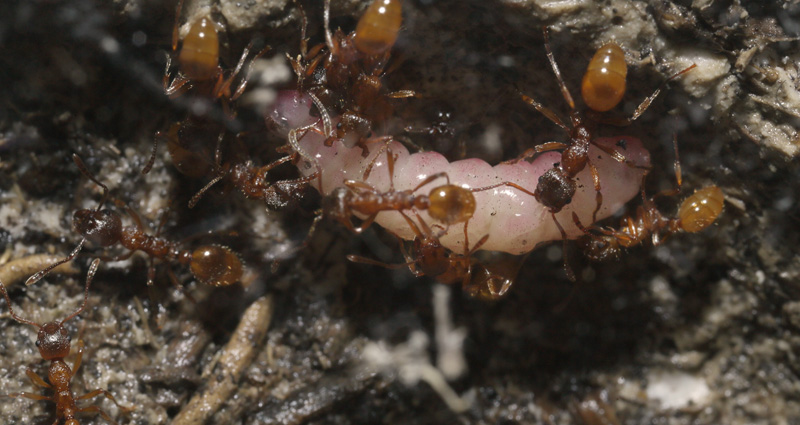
[427,185,476,225]
[413,236,449,277]
[190,245,243,287]
[73,208,122,247]
[577,234,621,262]
[36,322,71,360]
[534,168,576,212]
[678,186,724,233]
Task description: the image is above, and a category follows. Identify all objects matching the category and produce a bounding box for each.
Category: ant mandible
[27,155,243,289]
[574,138,724,261]
[0,259,131,424]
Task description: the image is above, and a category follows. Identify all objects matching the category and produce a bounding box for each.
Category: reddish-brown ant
[142,0,270,175]
[288,0,414,148]
[187,124,323,209]
[27,155,243,289]
[575,140,724,261]
[162,0,267,102]
[0,259,131,424]
[515,29,695,278]
[314,144,536,235]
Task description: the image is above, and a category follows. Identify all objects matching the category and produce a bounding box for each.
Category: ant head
[1,259,99,360]
[427,185,476,225]
[36,322,71,360]
[73,208,122,247]
[533,168,576,212]
[413,235,449,277]
[190,245,243,287]
[577,234,621,262]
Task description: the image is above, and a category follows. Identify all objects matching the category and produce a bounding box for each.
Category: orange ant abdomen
[427,185,476,225]
[178,16,220,81]
[354,0,402,56]
[189,245,243,287]
[581,42,627,112]
[678,186,724,233]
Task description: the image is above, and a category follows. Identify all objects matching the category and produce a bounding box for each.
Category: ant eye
[35,340,41,347]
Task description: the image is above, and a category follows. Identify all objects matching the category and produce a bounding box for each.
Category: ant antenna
[60,258,99,326]
[0,278,41,328]
[72,154,111,210]
[25,155,107,287]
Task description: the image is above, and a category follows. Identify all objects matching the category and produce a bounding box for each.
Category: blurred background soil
[0,0,799,424]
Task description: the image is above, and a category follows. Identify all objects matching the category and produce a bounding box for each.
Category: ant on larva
[0,259,131,424]
[514,29,695,277]
[575,140,724,261]
[288,0,414,149]
[27,155,243,289]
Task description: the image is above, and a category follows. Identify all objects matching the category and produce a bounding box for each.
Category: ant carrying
[515,28,695,278]
[0,259,131,424]
[574,138,724,261]
[27,155,243,289]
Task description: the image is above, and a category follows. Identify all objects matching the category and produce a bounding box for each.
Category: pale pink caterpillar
[269,90,650,255]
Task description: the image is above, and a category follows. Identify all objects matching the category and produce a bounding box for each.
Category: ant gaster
[0,259,131,424]
[27,155,243,289]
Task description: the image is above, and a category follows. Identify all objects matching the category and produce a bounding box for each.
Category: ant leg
[71,339,86,376]
[5,391,51,401]
[470,181,537,198]
[519,94,569,132]
[652,134,683,201]
[25,369,52,389]
[76,405,118,424]
[360,137,395,181]
[542,27,576,111]
[410,172,450,193]
[588,161,602,223]
[505,140,568,164]
[551,213,576,282]
[346,254,411,270]
[230,45,272,102]
[353,213,378,234]
[76,388,129,410]
[142,130,169,175]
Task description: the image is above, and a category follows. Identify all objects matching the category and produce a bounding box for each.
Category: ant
[347,210,494,297]
[27,155,243,289]
[289,0,414,148]
[162,0,268,102]
[142,0,270,175]
[187,123,323,209]
[574,139,724,261]
[515,29,695,278]
[0,259,131,424]
[315,144,536,235]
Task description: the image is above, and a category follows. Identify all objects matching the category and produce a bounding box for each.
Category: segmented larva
[270,90,650,255]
